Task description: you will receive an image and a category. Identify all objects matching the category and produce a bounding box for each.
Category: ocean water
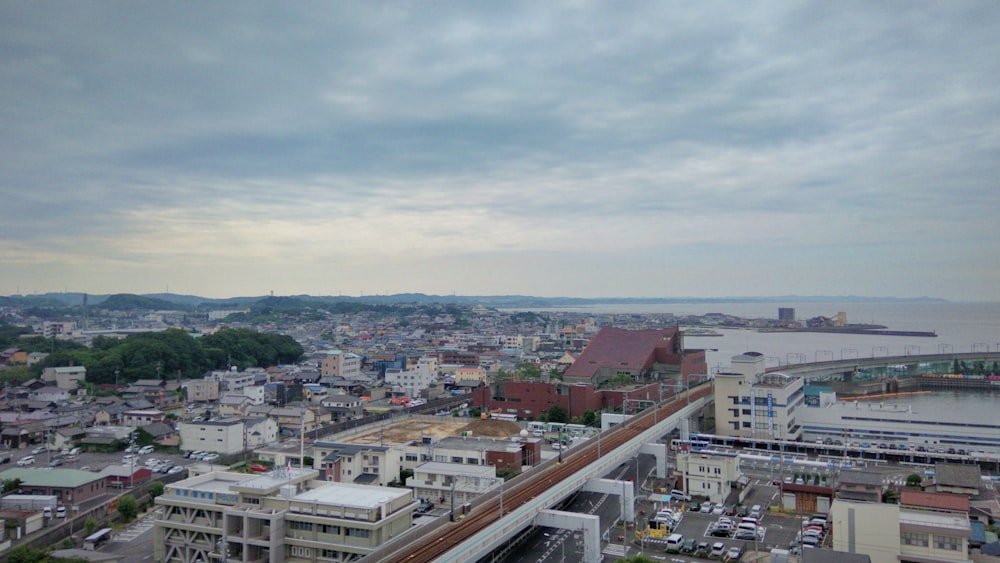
[520,300,1000,419]
[522,301,1000,372]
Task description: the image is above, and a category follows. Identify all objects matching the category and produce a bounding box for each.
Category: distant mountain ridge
[0,292,948,309]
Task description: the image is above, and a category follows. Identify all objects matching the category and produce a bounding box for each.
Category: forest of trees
[0,325,303,385]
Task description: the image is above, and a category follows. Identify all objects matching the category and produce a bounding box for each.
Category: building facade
[714,363,804,440]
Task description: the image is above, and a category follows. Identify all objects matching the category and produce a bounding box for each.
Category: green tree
[582,410,598,427]
[2,478,22,493]
[906,473,923,487]
[117,494,138,522]
[615,556,657,563]
[84,516,98,536]
[148,481,165,498]
[469,407,482,419]
[547,404,568,424]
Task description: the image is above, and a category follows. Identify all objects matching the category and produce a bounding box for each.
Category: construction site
[334,415,524,446]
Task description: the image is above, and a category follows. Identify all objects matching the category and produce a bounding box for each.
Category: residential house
[122,409,165,428]
[406,461,500,507]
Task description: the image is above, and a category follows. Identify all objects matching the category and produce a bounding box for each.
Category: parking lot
[4,446,194,476]
[633,485,810,561]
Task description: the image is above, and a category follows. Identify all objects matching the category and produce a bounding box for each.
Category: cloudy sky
[2,2,998,301]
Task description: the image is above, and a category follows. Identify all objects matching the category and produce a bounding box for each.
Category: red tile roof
[900,489,970,512]
[563,327,679,382]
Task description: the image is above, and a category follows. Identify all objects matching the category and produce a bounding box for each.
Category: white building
[154,468,415,563]
[406,461,500,506]
[714,355,804,440]
[40,366,86,390]
[384,357,436,398]
[312,442,400,487]
[179,417,278,455]
[675,450,741,504]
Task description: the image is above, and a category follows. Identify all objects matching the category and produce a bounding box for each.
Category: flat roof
[899,508,970,532]
[0,468,104,488]
[416,461,497,477]
[294,482,410,508]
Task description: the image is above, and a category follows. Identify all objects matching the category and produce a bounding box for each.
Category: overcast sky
[2,2,999,301]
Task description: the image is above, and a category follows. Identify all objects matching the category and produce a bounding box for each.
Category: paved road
[102,507,160,561]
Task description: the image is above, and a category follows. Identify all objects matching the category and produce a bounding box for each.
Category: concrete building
[185,379,221,402]
[831,493,973,563]
[312,442,400,487]
[154,468,416,563]
[384,357,436,398]
[320,350,361,379]
[179,417,278,455]
[675,450,740,504]
[406,461,500,507]
[714,358,804,440]
[40,366,87,390]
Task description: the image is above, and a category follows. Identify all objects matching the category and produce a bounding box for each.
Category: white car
[202,453,220,462]
[138,445,155,455]
[167,465,185,474]
[31,446,47,455]
[17,456,35,466]
[145,458,160,467]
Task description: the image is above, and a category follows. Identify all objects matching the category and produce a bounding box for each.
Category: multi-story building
[675,450,740,504]
[179,417,278,455]
[40,366,87,390]
[831,491,973,563]
[186,379,221,402]
[561,327,706,387]
[714,354,804,440]
[154,468,416,563]
[384,357,437,398]
[453,366,487,385]
[312,442,400,487]
[406,461,500,506]
[320,350,361,379]
[401,436,526,473]
[122,409,165,428]
[206,369,256,393]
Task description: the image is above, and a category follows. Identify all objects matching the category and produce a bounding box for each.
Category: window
[290,546,311,557]
[346,528,370,538]
[742,422,751,428]
[901,531,928,547]
[319,523,340,534]
[934,535,960,551]
[742,409,751,415]
[289,521,313,531]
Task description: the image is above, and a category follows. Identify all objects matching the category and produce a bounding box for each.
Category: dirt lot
[341,418,522,445]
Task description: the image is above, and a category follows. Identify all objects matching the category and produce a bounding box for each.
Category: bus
[84,527,112,550]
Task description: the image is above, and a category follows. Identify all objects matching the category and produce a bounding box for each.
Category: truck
[0,494,59,512]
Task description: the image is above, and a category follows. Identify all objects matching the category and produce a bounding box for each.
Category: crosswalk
[113,508,160,542]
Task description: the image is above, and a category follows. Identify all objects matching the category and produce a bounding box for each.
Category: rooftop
[900,490,970,512]
[935,463,982,489]
[294,481,410,509]
[563,327,679,381]
[0,467,105,488]
[899,507,970,532]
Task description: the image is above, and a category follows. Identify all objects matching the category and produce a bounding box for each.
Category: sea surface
[515,300,1000,416]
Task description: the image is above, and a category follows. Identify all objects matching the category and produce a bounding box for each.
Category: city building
[384,357,437,398]
[562,327,706,387]
[312,442,399,486]
[122,409,165,428]
[154,468,415,563]
[406,461,500,507]
[675,450,740,504]
[778,307,795,322]
[179,417,278,455]
[714,355,804,440]
[185,379,221,402]
[320,350,361,379]
[40,366,87,390]
[797,399,1000,454]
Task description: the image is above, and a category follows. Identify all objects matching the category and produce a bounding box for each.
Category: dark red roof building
[562,327,705,387]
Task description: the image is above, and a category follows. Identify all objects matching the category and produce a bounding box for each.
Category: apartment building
[384,357,437,398]
[122,409,165,428]
[406,461,500,506]
[320,350,361,379]
[154,468,415,563]
[312,442,400,487]
[186,379,221,402]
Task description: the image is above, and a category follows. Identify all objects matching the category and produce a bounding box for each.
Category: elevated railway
[363,383,713,563]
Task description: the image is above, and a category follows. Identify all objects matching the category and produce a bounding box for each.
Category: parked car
[724,546,743,562]
[31,446,47,455]
[250,464,268,472]
[202,453,220,462]
[710,542,726,558]
[17,456,35,466]
[167,465,186,474]
[700,501,714,513]
[680,538,698,554]
[49,457,64,467]
[56,506,66,518]
[138,445,155,455]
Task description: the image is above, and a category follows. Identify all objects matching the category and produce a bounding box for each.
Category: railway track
[377,383,713,563]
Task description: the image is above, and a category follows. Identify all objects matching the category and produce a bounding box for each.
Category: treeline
[0,325,303,385]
